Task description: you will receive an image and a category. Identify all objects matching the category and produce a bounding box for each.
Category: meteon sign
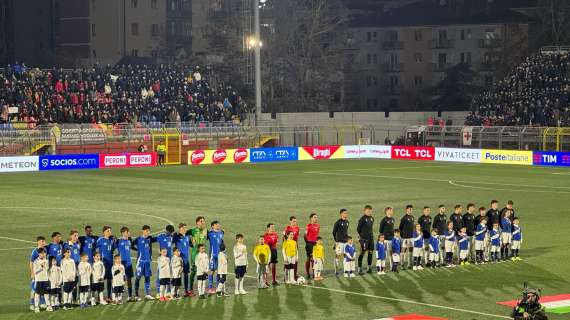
[0,156,39,173]
[391,146,435,161]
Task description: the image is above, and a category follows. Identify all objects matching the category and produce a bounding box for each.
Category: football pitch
[1,159,569,320]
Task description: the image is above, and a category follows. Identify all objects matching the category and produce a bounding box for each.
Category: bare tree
[534,0,570,46]
[264,0,349,113]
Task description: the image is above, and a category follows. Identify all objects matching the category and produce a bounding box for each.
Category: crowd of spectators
[467,52,570,127]
[0,63,249,126]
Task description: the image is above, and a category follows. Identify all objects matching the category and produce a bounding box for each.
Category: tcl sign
[391,146,435,161]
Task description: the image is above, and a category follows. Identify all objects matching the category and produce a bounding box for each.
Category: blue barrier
[250,147,299,162]
[39,154,100,171]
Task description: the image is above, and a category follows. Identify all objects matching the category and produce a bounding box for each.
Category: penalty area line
[448,180,570,194]
[303,283,511,319]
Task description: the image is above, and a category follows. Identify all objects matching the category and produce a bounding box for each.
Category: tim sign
[391,146,435,161]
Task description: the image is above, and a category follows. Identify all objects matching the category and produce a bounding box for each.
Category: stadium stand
[467,51,570,127]
[0,63,248,126]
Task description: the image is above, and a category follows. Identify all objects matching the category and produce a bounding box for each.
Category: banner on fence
[481,149,532,165]
[435,148,482,163]
[391,146,435,161]
[0,156,39,173]
[250,147,298,163]
[99,152,157,168]
[39,154,99,171]
[344,145,392,159]
[298,146,345,160]
[188,148,250,165]
[533,151,570,167]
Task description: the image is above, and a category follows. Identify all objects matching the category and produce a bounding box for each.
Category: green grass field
[1,159,569,320]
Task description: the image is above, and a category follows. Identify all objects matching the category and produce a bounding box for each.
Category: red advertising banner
[299,146,345,160]
[99,152,157,168]
[391,146,435,161]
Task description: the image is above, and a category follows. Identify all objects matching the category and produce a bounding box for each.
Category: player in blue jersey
[155,225,175,296]
[511,218,522,261]
[117,227,135,301]
[411,224,424,270]
[133,225,156,300]
[391,230,401,273]
[96,226,116,300]
[474,217,487,264]
[500,210,513,261]
[207,221,224,294]
[343,237,356,277]
[63,230,81,265]
[173,223,191,296]
[78,226,98,263]
[444,222,456,267]
[375,234,386,275]
[428,229,440,268]
[457,227,470,265]
[29,236,46,310]
[47,232,63,265]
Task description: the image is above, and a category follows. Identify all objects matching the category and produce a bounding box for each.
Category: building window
[387,30,398,41]
[390,76,399,88]
[438,29,447,40]
[414,76,423,86]
[485,28,496,39]
[131,23,139,36]
[91,24,96,37]
[367,54,371,64]
[366,31,377,42]
[131,49,138,56]
[92,49,97,59]
[461,52,472,64]
[438,53,447,66]
[460,30,465,40]
[92,0,96,10]
[373,54,378,64]
[151,24,159,37]
[414,30,422,41]
[485,75,493,86]
[131,0,138,8]
[151,50,158,60]
[460,29,471,40]
[414,53,422,63]
[151,0,157,9]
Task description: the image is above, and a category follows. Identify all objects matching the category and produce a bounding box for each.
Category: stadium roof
[349,2,532,28]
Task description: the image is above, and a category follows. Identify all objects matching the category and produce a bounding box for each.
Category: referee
[356,205,374,274]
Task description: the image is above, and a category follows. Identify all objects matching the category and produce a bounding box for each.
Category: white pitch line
[304,171,570,190]
[552,172,570,175]
[0,206,175,226]
[304,283,511,319]
[304,164,476,174]
[0,236,35,244]
[0,246,34,251]
[449,180,570,194]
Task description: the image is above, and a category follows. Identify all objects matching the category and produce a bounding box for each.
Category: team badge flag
[498,294,570,314]
[376,314,447,320]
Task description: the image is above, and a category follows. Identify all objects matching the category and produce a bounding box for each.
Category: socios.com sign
[250,147,298,163]
[39,154,99,171]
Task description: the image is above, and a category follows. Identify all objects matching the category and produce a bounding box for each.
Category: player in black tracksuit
[399,205,415,269]
[463,204,476,262]
[332,209,349,276]
[356,205,375,274]
[450,204,464,232]
[486,200,501,229]
[379,207,396,268]
[418,207,432,266]
[432,205,448,261]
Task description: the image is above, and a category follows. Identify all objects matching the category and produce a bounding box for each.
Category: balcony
[430,39,455,49]
[382,63,404,73]
[383,85,403,95]
[382,41,404,50]
[478,38,502,49]
[431,63,453,72]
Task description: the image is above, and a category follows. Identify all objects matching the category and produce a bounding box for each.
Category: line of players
[27,214,324,313]
[28,201,523,313]
[332,200,523,277]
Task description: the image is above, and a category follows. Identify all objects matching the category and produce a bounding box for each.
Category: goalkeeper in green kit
[187,216,208,297]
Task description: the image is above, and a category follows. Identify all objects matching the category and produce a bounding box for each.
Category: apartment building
[346,2,530,111]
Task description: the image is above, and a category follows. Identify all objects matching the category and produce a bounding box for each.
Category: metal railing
[2,122,569,156]
[405,125,570,151]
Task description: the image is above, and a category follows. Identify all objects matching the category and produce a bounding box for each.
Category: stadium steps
[255,135,279,147]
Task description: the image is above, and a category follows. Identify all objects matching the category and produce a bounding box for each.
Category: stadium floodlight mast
[254,0,262,125]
